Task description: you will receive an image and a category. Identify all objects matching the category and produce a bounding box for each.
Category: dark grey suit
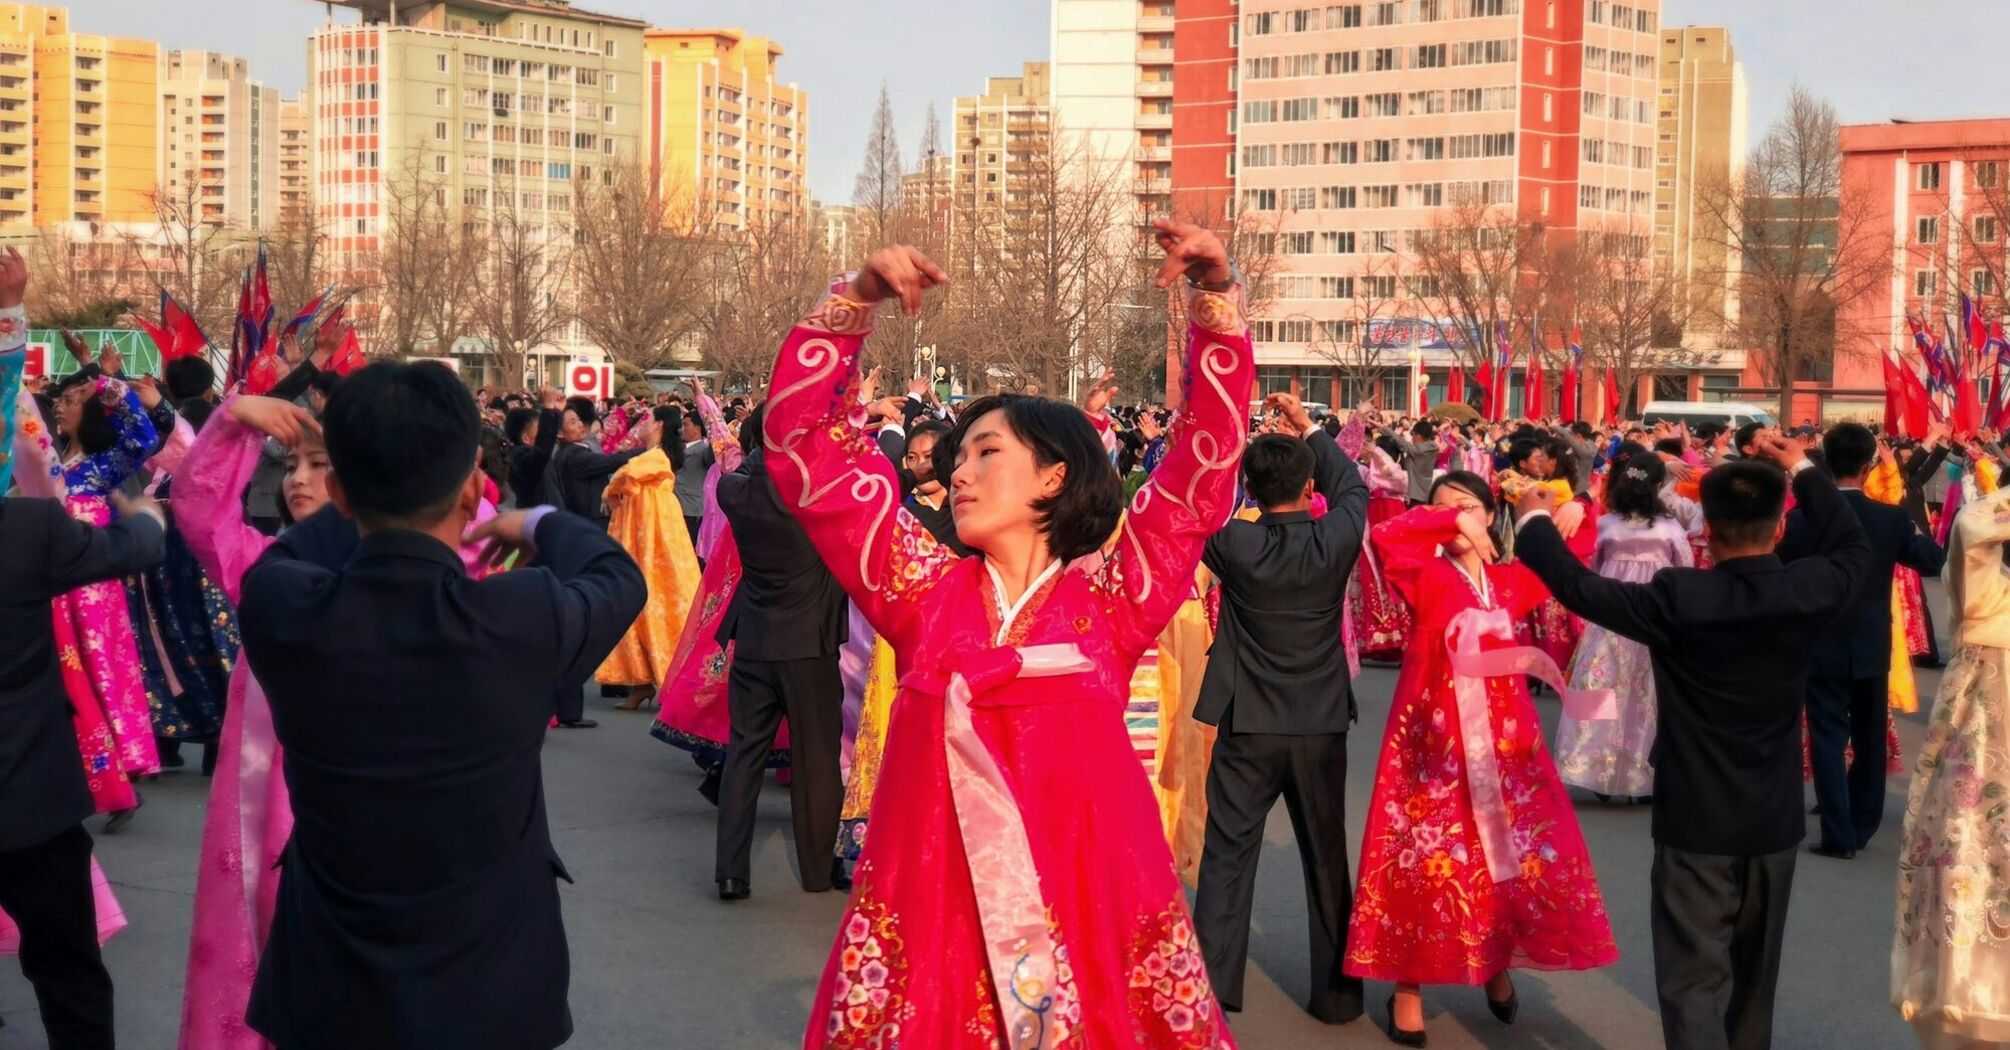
[1191,429,1368,1022]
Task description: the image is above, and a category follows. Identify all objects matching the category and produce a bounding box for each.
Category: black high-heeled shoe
[1382,994,1427,1047]
[1487,988,1519,1025]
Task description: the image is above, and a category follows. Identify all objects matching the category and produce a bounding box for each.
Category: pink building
[1227,0,1662,413]
[1833,118,2010,423]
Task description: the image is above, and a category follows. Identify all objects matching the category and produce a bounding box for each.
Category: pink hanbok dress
[770,281,1251,1048]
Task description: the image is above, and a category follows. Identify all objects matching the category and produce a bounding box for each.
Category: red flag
[1558,363,1578,424]
[1898,355,1931,439]
[1602,369,1622,426]
[1882,352,1907,436]
[1955,351,1984,436]
[1448,363,1466,404]
[160,292,209,361]
[1525,348,1546,420]
[327,326,366,375]
[1418,375,1430,415]
[1475,359,1495,418]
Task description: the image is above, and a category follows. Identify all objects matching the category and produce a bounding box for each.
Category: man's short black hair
[1823,422,1877,480]
[1570,421,1595,440]
[1734,422,1766,454]
[1693,421,1728,441]
[503,406,539,444]
[163,357,215,403]
[1701,459,1789,550]
[1411,419,1437,440]
[322,361,479,525]
[1508,436,1546,471]
[1242,434,1317,510]
[1653,438,1686,458]
[944,395,1123,563]
[564,395,597,427]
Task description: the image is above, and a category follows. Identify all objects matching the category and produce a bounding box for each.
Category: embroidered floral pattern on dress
[1186,287,1246,337]
[805,291,878,336]
[823,877,916,1049]
[1125,904,1228,1048]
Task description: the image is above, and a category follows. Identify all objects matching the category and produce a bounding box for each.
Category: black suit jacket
[1196,429,1369,735]
[550,439,645,524]
[1901,443,1950,535]
[0,499,162,851]
[1780,488,1945,679]
[506,408,562,508]
[1516,466,1871,856]
[715,447,848,662]
[238,507,645,1050]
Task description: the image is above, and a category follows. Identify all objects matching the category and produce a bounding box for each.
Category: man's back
[716,447,848,661]
[1517,466,1870,856]
[1781,490,1944,679]
[238,506,644,1050]
[1196,428,1368,734]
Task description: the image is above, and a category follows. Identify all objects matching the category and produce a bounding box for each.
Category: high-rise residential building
[642,28,808,237]
[1210,0,1665,409]
[901,150,953,246]
[0,3,159,227]
[1048,0,1175,221]
[1654,25,1745,340]
[308,0,647,277]
[816,200,856,264]
[277,94,311,217]
[160,50,282,229]
[950,62,1051,245]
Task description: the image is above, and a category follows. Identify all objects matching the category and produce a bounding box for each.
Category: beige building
[0,3,160,227]
[950,62,1052,247]
[309,0,647,275]
[1654,25,1746,339]
[1047,0,1174,222]
[277,94,310,217]
[160,50,281,229]
[643,28,808,237]
[816,199,855,264]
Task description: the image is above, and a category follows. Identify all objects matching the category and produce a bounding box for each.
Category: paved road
[0,625,1935,1049]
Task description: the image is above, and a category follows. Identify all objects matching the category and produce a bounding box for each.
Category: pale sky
[84,0,2010,203]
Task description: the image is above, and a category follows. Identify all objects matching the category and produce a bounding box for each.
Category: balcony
[1138,144,1171,162]
[1136,110,1172,129]
[1136,47,1174,65]
[1138,79,1173,98]
[1139,13,1175,32]
[1138,176,1171,195]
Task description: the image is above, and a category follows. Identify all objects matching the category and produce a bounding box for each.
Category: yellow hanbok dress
[595,447,704,688]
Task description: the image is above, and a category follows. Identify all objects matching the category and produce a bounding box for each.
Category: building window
[1976,161,2001,189]
[605,39,617,57]
[1544,46,1555,75]
[603,105,616,124]
[1542,92,1553,121]
[1977,215,2000,244]
[1916,270,1937,298]
[1917,163,1943,191]
[1976,270,1998,297]
[435,155,446,173]
[1918,216,1940,244]
[435,87,448,107]
[436,54,447,73]
[605,74,617,92]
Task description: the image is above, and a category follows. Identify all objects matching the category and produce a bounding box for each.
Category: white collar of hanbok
[986,558,1065,646]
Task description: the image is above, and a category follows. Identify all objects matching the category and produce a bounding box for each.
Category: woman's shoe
[1382,995,1427,1048]
[1486,987,1519,1025]
[104,792,145,834]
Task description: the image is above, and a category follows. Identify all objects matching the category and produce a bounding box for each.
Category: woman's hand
[230,395,322,446]
[132,375,164,411]
[848,246,949,315]
[1554,498,1586,540]
[1082,371,1120,416]
[1150,218,1231,289]
[1263,392,1313,435]
[1455,507,1498,562]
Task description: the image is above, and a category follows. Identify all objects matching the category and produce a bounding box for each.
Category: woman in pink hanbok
[775,225,1247,1048]
[174,393,495,1050]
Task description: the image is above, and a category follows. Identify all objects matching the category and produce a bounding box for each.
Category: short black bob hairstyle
[942,394,1123,563]
[1242,433,1316,510]
[321,361,479,525]
[1822,422,1877,480]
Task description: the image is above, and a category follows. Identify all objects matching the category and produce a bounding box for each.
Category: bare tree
[139,179,250,344]
[853,84,905,247]
[691,207,833,392]
[263,199,340,325]
[371,149,467,359]
[571,160,719,368]
[469,182,573,387]
[23,229,147,329]
[1696,84,1890,421]
[1563,221,1710,417]
[1411,192,1550,376]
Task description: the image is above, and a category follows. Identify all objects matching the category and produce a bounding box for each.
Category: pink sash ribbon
[1443,607,1615,883]
[942,643,1093,1049]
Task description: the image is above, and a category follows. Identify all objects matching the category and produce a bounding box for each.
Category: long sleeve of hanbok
[69,377,158,497]
[1094,284,1255,654]
[144,410,195,482]
[1371,505,1464,601]
[760,285,961,640]
[696,392,742,473]
[1949,488,2010,644]
[175,396,273,604]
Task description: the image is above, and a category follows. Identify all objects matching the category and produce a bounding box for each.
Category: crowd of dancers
[0,222,2004,1050]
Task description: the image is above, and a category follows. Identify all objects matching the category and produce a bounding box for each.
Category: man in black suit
[1514,433,1870,1050]
[1192,393,1368,1024]
[1780,423,1945,858]
[503,387,563,510]
[0,491,163,1050]
[713,404,851,900]
[541,399,652,727]
[238,362,646,1050]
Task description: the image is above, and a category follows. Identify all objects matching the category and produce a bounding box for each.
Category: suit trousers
[0,825,114,1050]
[554,682,587,723]
[1805,675,1887,851]
[715,654,842,891]
[1192,728,1363,1023]
[1651,844,1796,1050]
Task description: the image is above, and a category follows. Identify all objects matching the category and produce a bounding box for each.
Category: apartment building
[277,94,311,217]
[950,62,1052,247]
[1654,25,1745,340]
[309,0,647,276]
[0,2,159,227]
[643,29,807,237]
[1226,0,1663,408]
[160,50,281,229]
[1049,0,1177,218]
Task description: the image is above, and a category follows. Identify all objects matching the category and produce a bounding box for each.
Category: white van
[1638,400,1778,431]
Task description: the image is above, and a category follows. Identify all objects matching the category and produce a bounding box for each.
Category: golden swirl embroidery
[1186,287,1246,337]
[805,292,879,335]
